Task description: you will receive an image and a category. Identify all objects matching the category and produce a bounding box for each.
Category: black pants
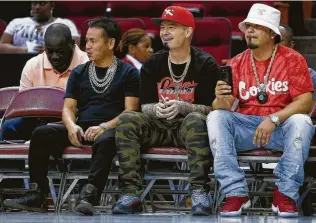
[28,124,116,196]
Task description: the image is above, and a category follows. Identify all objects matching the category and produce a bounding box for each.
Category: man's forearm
[62,108,77,129]
[274,96,312,123]
[180,103,211,116]
[141,103,159,118]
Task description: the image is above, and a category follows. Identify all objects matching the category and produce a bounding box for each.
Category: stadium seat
[193,17,232,65]
[204,1,259,39]
[0,86,19,118]
[0,19,7,38]
[0,86,65,209]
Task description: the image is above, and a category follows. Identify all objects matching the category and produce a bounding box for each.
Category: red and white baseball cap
[152,6,195,30]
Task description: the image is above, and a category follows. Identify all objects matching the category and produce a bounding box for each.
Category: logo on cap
[164,8,174,17]
[257,8,266,15]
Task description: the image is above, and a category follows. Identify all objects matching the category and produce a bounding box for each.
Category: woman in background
[118,28,153,71]
[0,1,80,54]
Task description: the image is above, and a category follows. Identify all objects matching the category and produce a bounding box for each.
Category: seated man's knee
[117,111,145,132]
[286,114,314,131]
[207,110,232,126]
[117,111,141,126]
[183,112,206,128]
[31,125,52,140]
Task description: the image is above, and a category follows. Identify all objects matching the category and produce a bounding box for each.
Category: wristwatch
[268,114,281,127]
[99,122,110,131]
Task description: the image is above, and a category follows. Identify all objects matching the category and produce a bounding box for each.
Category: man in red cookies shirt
[207,3,315,218]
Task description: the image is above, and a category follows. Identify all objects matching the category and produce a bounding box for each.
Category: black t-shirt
[65,59,140,125]
[140,46,219,106]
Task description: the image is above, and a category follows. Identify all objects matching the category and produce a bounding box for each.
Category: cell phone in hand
[218,65,233,95]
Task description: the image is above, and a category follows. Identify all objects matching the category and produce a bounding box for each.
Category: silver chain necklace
[168,54,191,98]
[250,44,278,104]
[88,56,118,94]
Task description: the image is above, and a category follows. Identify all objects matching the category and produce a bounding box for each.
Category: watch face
[271,116,278,122]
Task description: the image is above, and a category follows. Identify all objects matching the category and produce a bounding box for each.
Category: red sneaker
[220,196,251,217]
[272,187,298,217]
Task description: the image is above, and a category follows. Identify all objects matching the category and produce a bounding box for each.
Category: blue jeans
[206,110,315,202]
[0,118,49,141]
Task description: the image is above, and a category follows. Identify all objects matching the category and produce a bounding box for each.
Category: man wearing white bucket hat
[207,3,315,217]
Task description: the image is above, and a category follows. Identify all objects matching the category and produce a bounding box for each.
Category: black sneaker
[3,188,47,212]
[112,195,143,214]
[74,184,98,215]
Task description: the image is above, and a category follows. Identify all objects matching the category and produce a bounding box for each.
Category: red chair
[0,19,7,38]
[0,86,65,209]
[193,17,232,65]
[79,17,146,50]
[204,1,259,39]
[106,1,169,45]
[55,1,106,17]
[172,1,205,17]
[0,86,19,117]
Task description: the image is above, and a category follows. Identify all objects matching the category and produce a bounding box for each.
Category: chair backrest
[192,17,232,65]
[106,1,170,17]
[80,17,146,50]
[55,1,106,17]
[0,19,7,38]
[0,86,19,117]
[2,86,65,121]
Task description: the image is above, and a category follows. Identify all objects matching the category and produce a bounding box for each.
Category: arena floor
[0,213,315,223]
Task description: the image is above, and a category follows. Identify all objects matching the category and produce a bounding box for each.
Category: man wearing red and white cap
[207,3,314,217]
[113,6,219,215]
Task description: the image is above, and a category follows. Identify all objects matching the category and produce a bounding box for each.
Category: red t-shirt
[227,45,314,116]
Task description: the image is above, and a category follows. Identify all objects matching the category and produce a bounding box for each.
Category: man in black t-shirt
[3,18,140,216]
[113,6,218,216]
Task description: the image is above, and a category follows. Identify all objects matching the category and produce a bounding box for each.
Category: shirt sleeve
[61,19,80,38]
[309,68,316,100]
[4,19,18,36]
[124,66,140,97]
[19,60,33,91]
[288,55,314,99]
[64,68,80,100]
[194,57,219,106]
[139,57,159,105]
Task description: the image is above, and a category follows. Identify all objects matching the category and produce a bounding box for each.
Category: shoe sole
[112,205,143,214]
[220,200,251,217]
[191,206,212,216]
[271,204,299,217]
[74,203,95,216]
[3,200,47,213]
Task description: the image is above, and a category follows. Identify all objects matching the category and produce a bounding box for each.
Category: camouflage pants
[116,111,212,196]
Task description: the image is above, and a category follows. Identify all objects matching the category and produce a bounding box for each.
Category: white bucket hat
[239,3,282,38]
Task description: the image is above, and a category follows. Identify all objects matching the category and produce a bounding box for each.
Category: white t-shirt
[4,17,80,47]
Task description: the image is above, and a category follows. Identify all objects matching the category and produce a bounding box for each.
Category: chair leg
[48,178,57,206]
[298,177,315,208]
[140,179,156,202]
[55,171,68,213]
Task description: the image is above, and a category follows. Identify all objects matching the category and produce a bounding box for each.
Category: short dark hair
[88,17,121,50]
[44,23,73,45]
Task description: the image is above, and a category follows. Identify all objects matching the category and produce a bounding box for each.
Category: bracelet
[99,122,110,131]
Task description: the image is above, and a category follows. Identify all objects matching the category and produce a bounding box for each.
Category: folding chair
[0,86,65,210]
[0,86,19,118]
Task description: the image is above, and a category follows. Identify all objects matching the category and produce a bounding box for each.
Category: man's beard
[247,42,259,49]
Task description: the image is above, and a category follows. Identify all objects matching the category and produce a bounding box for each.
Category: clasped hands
[155,96,184,120]
[68,125,105,147]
